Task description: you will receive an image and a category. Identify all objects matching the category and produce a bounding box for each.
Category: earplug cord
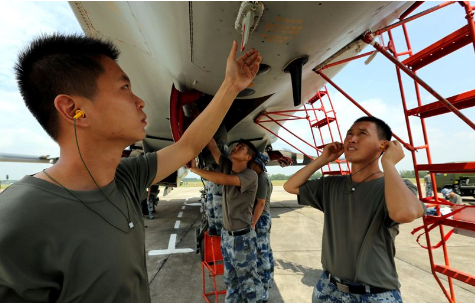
[42,115,136,233]
[72,117,135,228]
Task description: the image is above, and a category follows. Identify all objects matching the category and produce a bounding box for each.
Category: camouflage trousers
[312,271,403,303]
[147,199,154,220]
[255,212,274,301]
[205,181,223,235]
[425,182,433,197]
[221,228,263,303]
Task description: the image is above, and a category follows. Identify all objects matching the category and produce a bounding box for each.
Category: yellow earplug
[73,110,85,119]
[380,143,387,151]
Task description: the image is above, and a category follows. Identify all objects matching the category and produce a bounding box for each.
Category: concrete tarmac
[145,186,475,303]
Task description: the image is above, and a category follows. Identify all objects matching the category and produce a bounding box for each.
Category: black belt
[325,271,391,294]
[226,227,251,236]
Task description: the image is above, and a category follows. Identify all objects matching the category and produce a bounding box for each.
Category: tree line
[184,170,426,182]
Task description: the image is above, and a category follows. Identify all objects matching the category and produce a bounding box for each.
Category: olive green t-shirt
[299,175,422,290]
[0,153,157,303]
[220,156,258,231]
[450,194,462,204]
[256,172,273,216]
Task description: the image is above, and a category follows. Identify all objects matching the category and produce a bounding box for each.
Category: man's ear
[54,94,89,126]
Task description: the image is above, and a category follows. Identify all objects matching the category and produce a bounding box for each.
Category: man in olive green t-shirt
[191,139,263,302]
[0,34,261,302]
[284,116,425,303]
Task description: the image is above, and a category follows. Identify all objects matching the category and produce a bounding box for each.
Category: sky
[0,1,474,181]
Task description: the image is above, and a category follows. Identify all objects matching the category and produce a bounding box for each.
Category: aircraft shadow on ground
[275,258,322,288]
[270,199,307,218]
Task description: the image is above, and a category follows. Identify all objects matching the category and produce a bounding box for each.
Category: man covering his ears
[0,34,261,302]
[284,116,426,303]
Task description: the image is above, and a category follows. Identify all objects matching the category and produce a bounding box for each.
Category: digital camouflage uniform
[201,124,228,235]
[253,160,274,302]
[205,181,223,235]
[255,212,273,301]
[221,229,263,303]
[424,174,433,197]
[313,271,403,303]
[219,154,261,303]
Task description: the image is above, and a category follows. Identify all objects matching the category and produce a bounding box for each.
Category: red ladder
[313,2,475,302]
[255,87,350,176]
[304,87,349,176]
[373,3,475,302]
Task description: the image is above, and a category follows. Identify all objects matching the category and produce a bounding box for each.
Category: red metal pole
[401,23,439,201]
[316,70,413,151]
[399,1,425,20]
[423,222,456,303]
[325,85,351,172]
[374,1,456,36]
[262,114,319,151]
[387,29,424,199]
[460,1,475,55]
[303,104,320,156]
[255,121,315,161]
[363,33,475,131]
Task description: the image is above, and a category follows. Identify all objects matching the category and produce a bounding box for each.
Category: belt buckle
[336,282,350,294]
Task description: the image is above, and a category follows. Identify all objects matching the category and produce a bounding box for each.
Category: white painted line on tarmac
[168,234,177,250]
[174,220,180,229]
[148,233,194,256]
[181,206,186,210]
[178,211,183,218]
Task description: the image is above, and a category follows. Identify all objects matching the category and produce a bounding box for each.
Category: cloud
[0,2,80,180]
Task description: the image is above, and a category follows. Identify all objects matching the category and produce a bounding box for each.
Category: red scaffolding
[255,86,350,176]
[256,1,475,302]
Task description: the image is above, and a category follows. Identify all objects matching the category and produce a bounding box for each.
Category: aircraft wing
[0,153,57,164]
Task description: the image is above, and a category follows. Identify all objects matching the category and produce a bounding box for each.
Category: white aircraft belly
[70,1,413,151]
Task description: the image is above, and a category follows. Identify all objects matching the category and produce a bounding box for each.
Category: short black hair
[15,34,120,141]
[237,139,258,166]
[353,116,392,141]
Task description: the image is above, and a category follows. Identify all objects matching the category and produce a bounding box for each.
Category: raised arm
[190,166,240,187]
[382,141,424,223]
[207,138,222,164]
[284,142,344,195]
[152,41,261,184]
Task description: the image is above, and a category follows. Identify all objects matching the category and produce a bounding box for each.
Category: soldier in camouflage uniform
[250,153,274,302]
[198,121,228,235]
[191,138,262,302]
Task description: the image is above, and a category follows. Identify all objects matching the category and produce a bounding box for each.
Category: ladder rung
[425,216,475,232]
[323,170,350,176]
[407,89,475,118]
[433,265,475,287]
[307,91,328,105]
[311,117,335,128]
[416,162,475,173]
[402,25,472,71]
